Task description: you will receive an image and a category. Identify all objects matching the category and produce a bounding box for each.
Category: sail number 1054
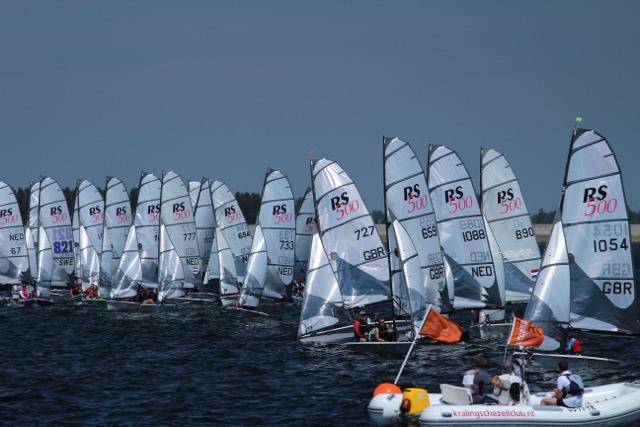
[593,238,629,252]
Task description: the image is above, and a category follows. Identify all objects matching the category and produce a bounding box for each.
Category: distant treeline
[13,186,640,225]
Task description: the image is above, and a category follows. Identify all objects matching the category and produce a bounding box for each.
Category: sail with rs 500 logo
[525,128,638,350]
[427,146,503,310]
[257,169,295,299]
[311,159,390,308]
[481,148,541,303]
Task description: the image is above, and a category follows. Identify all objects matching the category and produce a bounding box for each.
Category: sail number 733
[593,238,628,252]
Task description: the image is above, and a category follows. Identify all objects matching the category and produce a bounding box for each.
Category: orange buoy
[373,383,402,396]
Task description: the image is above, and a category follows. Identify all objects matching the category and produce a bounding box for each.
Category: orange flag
[508,318,544,348]
[419,308,463,344]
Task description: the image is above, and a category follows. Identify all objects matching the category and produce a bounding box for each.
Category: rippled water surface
[0,299,638,426]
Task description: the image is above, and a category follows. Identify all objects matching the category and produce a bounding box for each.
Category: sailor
[18,284,30,300]
[373,316,393,342]
[564,334,576,354]
[492,357,529,405]
[70,278,82,297]
[571,335,583,355]
[84,283,99,299]
[353,310,369,342]
[463,355,502,404]
[142,288,157,305]
[540,361,584,407]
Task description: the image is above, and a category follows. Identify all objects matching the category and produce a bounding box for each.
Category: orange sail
[419,308,463,344]
[508,317,544,348]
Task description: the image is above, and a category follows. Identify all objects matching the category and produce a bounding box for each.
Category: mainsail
[99,220,113,298]
[160,171,201,288]
[104,177,132,275]
[525,128,639,348]
[384,137,453,313]
[312,159,390,308]
[257,169,295,299]
[481,148,541,302]
[72,180,105,287]
[135,172,161,286]
[0,182,29,284]
[158,223,185,301]
[298,233,350,337]
[210,180,252,281]
[78,224,100,289]
[237,225,268,309]
[193,179,218,283]
[216,226,239,305]
[37,177,75,288]
[294,187,316,283]
[427,145,502,309]
[111,224,143,299]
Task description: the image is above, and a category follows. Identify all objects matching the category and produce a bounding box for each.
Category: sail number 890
[515,227,534,240]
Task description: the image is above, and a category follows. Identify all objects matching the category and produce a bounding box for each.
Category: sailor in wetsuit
[353,310,370,342]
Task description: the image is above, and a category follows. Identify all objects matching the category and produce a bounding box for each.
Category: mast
[382,136,399,334]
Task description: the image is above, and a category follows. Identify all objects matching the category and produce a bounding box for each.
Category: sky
[1,1,639,211]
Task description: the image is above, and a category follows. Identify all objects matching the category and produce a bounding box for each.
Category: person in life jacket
[18,284,31,300]
[463,355,504,404]
[572,335,583,355]
[541,360,584,407]
[564,334,576,354]
[84,283,98,299]
[373,316,393,342]
[70,278,82,297]
[142,288,158,305]
[353,310,370,342]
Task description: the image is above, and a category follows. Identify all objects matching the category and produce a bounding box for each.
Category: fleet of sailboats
[2,127,638,381]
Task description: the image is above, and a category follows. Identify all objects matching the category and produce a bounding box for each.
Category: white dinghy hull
[513,352,620,371]
[344,341,412,355]
[368,383,640,427]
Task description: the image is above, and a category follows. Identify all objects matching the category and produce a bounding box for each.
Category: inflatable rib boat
[368,382,640,426]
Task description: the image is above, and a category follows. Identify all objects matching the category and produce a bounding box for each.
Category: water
[0,301,637,426]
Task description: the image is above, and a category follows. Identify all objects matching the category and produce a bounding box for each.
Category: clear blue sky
[1,1,639,211]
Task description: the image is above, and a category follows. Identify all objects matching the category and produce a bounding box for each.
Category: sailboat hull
[344,341,412,355]
[513,352,620,370]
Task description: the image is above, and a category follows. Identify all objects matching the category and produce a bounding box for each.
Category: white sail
[111,224,143,299]
[38,177,74,287]
[28,181,39,249]
[135,172,161,286]
[392,219,439,316]
[216,226,239,304]
[384,137,453,313]
[72,180,105,280]
[79,224,100,290]
[35,225,53,298]
[158,223,186,301]
[193,179,218,283]
[312,159,390,308]
[210,180,252,281]
[481,148,541,302]
[160,171,201,288]
[562,129,637,334]
[0,182,29,284]
[104,177,133,275]
[427,145,502,309]
[258,169,295,299]
[298,233,350,337]
[188,181,201,207]
[524,219,570,351]
[25,225,36,281]
[99,220,113,298]
[294,187,316,282]
[237,225,268,309]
